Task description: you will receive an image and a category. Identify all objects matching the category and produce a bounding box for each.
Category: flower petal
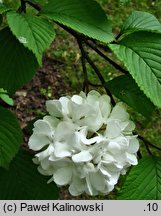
[107,137,128,154]
[110,102,129,121]
[128,137,140,153]
[86,175,98,196]
[59,96,70,116]
[46,100,63,117]
[68,101,90,121]
[28,134,51,151]
[72,151,92,163]
[87,90,100,105]
[43,116,60,128]
[55,121,76,141]
[99,95,111,120]
[29,120,54,150]
[54,167,72,185]
[54,141,72,157]
[88,171,106,191]
[126,152,138,165]
[124,120,135,132]
[71,95,84,104]
[33,120,53,135]
[78,111,103,132]
[69,178,85,196]
[36,145,54,160]
[105,121,121,139]
[78,128,103,145]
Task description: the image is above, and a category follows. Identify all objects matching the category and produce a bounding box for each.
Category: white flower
[29,90,139,196]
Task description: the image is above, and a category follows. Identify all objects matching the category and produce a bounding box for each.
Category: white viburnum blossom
[29,90,139,196]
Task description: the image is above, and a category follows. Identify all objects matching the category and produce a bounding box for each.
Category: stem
[84,53,105,84]
[24,0,41,11]
[17,0,41,13]
[85,40,128,75]
[116,32,122,41]
[138,135,153,155]
[58,23,116,104]
[56,23,128,76]
[77,38,89,93]
[143,140,153,156]
[17,0,26,13]
[83,50,116,106]
[138,135,161,152]
[88,81,102,87]
[137,150,142,159]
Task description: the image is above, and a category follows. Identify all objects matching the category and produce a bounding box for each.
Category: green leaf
[109,31,161,108]
[0,150,59,199]
[0,94,14,106]
[0,27,39,94]
[118,156,161,200]
[0,94,13,106]
[7,11,55,65]
[107,75,155,118]
[0,88,14,105]
[121,10,161,34]
[30,0,47,6]
[41,0,114,43]
[0,3,11,14]
[0,107,22,168]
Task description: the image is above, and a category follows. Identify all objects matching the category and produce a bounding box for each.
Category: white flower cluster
[29,90,139,196]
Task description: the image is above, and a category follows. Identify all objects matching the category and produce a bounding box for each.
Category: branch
[137,150,142,159]
[17,0,41,13]
[24,0,41,11]
[77,38,89,93]
[84,52,105,84]
[85,40,128,75]
[88,81,102,87]
[83,50,116,106]
[138,135,161,152]
[17,0,26,13]
[57,23,116,104]
[58,22,113,53]
[56,23,128,76]
[116,32,122,41]
[142,140,153,156]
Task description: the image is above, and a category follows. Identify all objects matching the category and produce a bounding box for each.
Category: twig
[77,38,89,93]
[91,40,112,53]
[144,141,153,156]
[138,135,153,155]
[148,142,161,151]
[17,0,26,13]
[138,135,161,152]
[17,0,41,13]
[83,50,116,106]
[84,53,105,84]
[56,23,128,75]
[137,150,142,159]
[116,32,122,41]
[88,81,102,87]
[85,40,128,75]
[58,23,115,104]
[24,0,41,11]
